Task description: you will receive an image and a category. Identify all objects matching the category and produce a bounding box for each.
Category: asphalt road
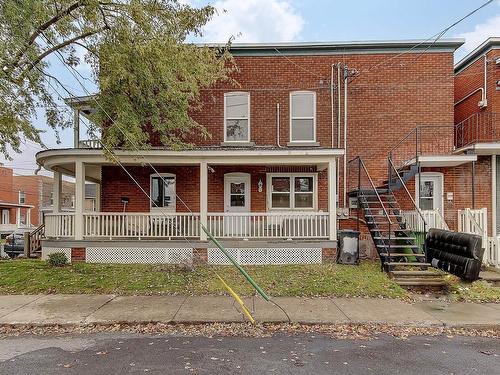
[0,332,498,374]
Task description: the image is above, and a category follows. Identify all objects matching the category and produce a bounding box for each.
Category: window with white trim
[268,174,316,209]
[150,173,176,211]
[290,91,315,142]
[224,92,250,142]
[18,191,26,204]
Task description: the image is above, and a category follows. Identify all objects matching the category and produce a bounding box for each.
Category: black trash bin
[337,230,360,265]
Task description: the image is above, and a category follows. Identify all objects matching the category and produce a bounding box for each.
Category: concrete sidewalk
[0,295,499,328]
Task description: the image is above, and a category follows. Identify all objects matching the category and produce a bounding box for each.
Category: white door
[416,174,443,213]
[1,209,9,224]
[224,173,251,236]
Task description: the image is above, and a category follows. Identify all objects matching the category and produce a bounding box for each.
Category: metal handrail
[388,157,426,225]
[348,157,393,266]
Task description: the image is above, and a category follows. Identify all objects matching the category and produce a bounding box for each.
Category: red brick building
[34,38,499,267]
[0,165,34,235]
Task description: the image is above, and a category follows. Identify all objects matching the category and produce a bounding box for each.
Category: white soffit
[415,155,477,167]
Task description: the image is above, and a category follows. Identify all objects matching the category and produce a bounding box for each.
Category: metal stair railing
[388,157,428,260]
[348,157,394,269]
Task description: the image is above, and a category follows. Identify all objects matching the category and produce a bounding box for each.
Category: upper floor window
[18,191,26,204]
[151,173,176,211]
[290,91,316,142]
[224,92,250,142]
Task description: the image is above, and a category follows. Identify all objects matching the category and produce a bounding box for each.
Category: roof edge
[455,37,500,73]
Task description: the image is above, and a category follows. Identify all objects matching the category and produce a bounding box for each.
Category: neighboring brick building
[1,164,97,233]
[0,164,34,235]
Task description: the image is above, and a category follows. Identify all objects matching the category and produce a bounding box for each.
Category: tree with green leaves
[0,0,234,158]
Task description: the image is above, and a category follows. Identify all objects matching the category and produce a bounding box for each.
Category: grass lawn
[1,259,498,302]
[0,259,407,299]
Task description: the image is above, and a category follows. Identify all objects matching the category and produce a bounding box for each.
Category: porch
[36,146,341,263]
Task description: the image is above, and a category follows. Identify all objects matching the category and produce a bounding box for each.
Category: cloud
[457,13,500,53]
[200,0,303,43]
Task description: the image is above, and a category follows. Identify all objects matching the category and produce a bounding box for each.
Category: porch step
[385,262,431,267]
[365,214,403,218]
[394,279,447,287]
[373,236,416,241]
[376,244,421,248]
[391,270,440,277]
[379,253,426,257]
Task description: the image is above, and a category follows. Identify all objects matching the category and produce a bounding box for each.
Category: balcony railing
[455,112,500,149]
[78,139,102,149]
[44,211,330,240]
[389,125,455,170]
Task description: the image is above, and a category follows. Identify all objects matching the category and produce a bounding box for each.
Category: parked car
[4,228,32,258]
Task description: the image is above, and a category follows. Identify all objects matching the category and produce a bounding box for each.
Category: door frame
[415,172,444,213]
[224,172,251,213]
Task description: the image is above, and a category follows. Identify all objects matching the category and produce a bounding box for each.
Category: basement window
[224,92,250,142]
[290,91,316,142]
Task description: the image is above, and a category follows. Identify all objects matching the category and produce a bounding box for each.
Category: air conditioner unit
[478,99,488,108]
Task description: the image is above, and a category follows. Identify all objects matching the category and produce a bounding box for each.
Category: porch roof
[36,146,343,181]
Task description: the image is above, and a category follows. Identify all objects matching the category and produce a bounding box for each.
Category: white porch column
[200,161,208,241]
[53,171,62,213]
[328,159,337,241]
[16,207,21,227]
[95,183,101,212]
[26,208,31,227]
[74,161,86,240]
[73,109,80,148]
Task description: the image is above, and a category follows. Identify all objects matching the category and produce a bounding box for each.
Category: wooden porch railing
[45,213,75,238]
[83,212,200,239]
[44,211,330,240]
[28,224,45,254]
[206,212,329,239]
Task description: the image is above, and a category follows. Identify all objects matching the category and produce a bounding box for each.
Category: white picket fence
[401,209,449,232]
[458,208,488,248]
[486,237,500,268]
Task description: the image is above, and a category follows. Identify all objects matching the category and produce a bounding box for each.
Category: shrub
[47,252,68,267]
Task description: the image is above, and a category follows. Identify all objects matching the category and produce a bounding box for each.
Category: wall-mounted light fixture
[258,178,263,193]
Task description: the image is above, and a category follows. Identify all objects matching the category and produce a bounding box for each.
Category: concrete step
[379,253,426,257]
[385,262,431,267]
[395,279,447,287]
[390,270,440,277]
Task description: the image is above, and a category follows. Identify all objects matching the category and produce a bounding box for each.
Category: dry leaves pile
[0,322,498,340]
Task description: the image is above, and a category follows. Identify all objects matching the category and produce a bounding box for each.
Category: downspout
[337,63,342,148]
[276,103,284,148]
[483,54,488,105]
[454,55,488,107]
[330,64,335,148]
[343,65,348,208]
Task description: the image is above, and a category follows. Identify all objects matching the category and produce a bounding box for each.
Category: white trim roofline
[454,37,500,74]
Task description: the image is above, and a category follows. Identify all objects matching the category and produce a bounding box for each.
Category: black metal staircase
[347,157,445,287]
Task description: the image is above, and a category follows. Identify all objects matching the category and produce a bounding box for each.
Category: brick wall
[454,49,500,124]
[101,166,200,212]
[101,164,328,212]
[148,52,456,187]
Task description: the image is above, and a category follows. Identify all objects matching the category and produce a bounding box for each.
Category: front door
[224,173,251,236]
[416,174,443,213]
